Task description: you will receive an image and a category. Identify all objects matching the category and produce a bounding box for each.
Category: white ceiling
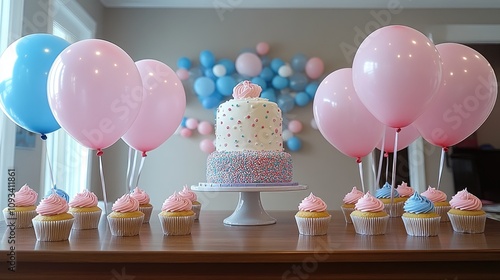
[100,0,500,9]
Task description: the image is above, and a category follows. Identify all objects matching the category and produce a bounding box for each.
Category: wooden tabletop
[1,210,500,279]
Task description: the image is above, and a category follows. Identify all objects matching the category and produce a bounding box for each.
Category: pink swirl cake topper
[112,194,139,213]
[69,189,98,208]
[232,80,262,99]
[421,186,447,202]
[36,193,69,216]
[15,184,38,207]
[355,192,385,212]
[130,187,150,205]
[396,181,414,197]
[343,186,364,204]
[179,185,197,202]
[449,188,482,211]
[298,192,327,212]
[162,192,192,212]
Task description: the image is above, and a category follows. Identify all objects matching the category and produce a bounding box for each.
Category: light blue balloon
[277,94,295,113]
[177,57,192,69]
[181,117,188,127]
[260,67,275,82]
[287,136,302,152]
[218,58,235,75]
[305,82,320,98]
[270,58,285,73]
[199,50,216,68]
[194,77,215,97]
[291,53,307,72]
[202,95,220,109]
[251,77,267,90]
[204,68,217,80]
[289,73,308,92]
[295,92,311,107]
[216,76,237,96]
[46,186,70,202]
[260,88,277,102]
[272,76,289,90]
[0,34,70,135]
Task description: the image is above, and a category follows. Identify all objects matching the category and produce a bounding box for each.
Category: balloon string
[125,146,133,194]
[98,153,108,215]
[370,152,377,194]
[135,154,147,189]
[358,160,365,193]
[43,136,56,189]
[384,152,389,184]
[437,147,448,190]
[128,150,139,192]
[390,128,401,217]
[376,126,386,188]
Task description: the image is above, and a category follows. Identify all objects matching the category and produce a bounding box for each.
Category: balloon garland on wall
[175,42,325,153]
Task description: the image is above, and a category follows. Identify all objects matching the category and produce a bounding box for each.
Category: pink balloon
[176,68,189,81]
[352,25,442,129]
[288,120,303,134]
[235,52,262,77]
[197,121,213,135]
[305,57,324,80]
[199,138,215,154]
[185,118,198,130]
[376,124,420,153]
[256,42,270,56]
[180,128,192,138]
[122,59,186,153]
[414,43,498,148]
[47,39,143,151]
[313,68,384,159]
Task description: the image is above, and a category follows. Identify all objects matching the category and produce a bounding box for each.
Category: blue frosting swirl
[403,192,435,214]
[375,182,400,198]
[46,186,70,202]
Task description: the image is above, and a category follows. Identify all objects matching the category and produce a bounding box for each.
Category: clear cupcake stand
[191,183,308,226]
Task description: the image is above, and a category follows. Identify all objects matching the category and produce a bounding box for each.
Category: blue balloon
[277,94,295,113]
[289,73,308,92]
[305,82,320,98]
[260,88,277,103]
[202,95,220,109]
[291,53,308,72]
[181,117,188,128]
[218,58,235,75]
[177,57,192,69]
[204,68,217,80]
[251,77,267,90]
[194,77,215,97]
[270,58,285,73]
[260,67,275,82]
[216,76,237,96]
[0,34,70,135]
[46,186,70,202]
[272,76,289,90]
[199,50,216,68]
[295,92,310,107]
[287,136,302,152]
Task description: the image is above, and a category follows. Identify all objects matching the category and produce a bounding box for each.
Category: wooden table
[1,211,500,279]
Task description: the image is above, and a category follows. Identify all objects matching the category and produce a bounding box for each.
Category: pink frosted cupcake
[68,189,102,230]
[158,192,195,236]
[341,187,364,223]
[295,193,331,236]
[350,192,389,235]
[447,189,486,234]
[32,193,74,241]
[179,185,202,220]
[3,184,38,228]
[421,186,451,222]
[130,187,153,223]
[396,181,415,202]
[107,194,144,237]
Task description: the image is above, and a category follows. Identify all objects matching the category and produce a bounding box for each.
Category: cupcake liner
[192,204,202,221]
[32,218,74,242]
[139,206,153,224]
[402,216,441,236]
[340,206,354,224]
[295,216,331,236]
[158,214,195,236]
[350,214,389,235]
[435,205,451,222]
[107,215,144,237]
[383,201,404,217]
[447,212,486,234]
[3,210,37,228]
[71,210,102,230]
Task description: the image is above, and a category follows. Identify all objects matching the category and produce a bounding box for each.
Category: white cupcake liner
[435,205,451,222]
[158,214,195,236]
[383,201,404,217]
[107,215,144,237]
[139,206,153,224]
[350,214,389,235]
[295,216,331,236]
[448,212,486,234]
[3,210,37,228]
[192,204,202,221]
[340,206,354,224]
[70,210,102,230]
[32,218,74,242]
[402,216,441,236]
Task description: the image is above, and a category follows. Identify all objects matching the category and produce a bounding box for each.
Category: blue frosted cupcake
[376,182,405,217]
[402,192,441,236]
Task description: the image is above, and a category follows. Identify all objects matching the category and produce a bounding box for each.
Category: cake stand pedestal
[191,184,307,226]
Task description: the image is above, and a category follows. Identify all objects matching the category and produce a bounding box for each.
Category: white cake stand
[191,184,308,226]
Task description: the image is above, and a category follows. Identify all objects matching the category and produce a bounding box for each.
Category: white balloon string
[43,138,56,189]
[98,154,108,215]
[370,152,377,194]
[135,155,146,189]
[128,150,139,192]
[125,146,133,194]
[390,128,400,217]
[358,159,365,193]
[437,147,447,190]
[376,126,386,188]
[385,153,389,184]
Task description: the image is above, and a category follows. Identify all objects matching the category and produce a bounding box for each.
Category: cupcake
[158,192,195,236]
[375,182,406,217]
[447,188,486,234]
[341,187,364,223]
[130,187,153,223]
[3,184,38,228]
[396,181,415,202]
[32,193,74,241]
[350,192,389,235]
[421,186,451,222]
[179,185,202,220]
[295,193,331,236]
[107,194,144,237]
[68,189,102,230]
[401,192,441,236]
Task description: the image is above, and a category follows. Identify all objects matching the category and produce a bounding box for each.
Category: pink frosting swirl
[232,80,262,99]
[179,185,198,202]
[36,193,69,216]
[130,187,150,205]
[162,192,192,212]
[396,181,414,197]
[69,189,98,208]
[15,184,38,207]
[111,194,139,213]
[343,186,364,204]
[298,193,327,212]
[421,186,447,203]
[449,188,482,211]
[355,192,385,212]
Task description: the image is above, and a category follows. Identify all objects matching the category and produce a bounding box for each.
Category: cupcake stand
[192,183,307,225]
